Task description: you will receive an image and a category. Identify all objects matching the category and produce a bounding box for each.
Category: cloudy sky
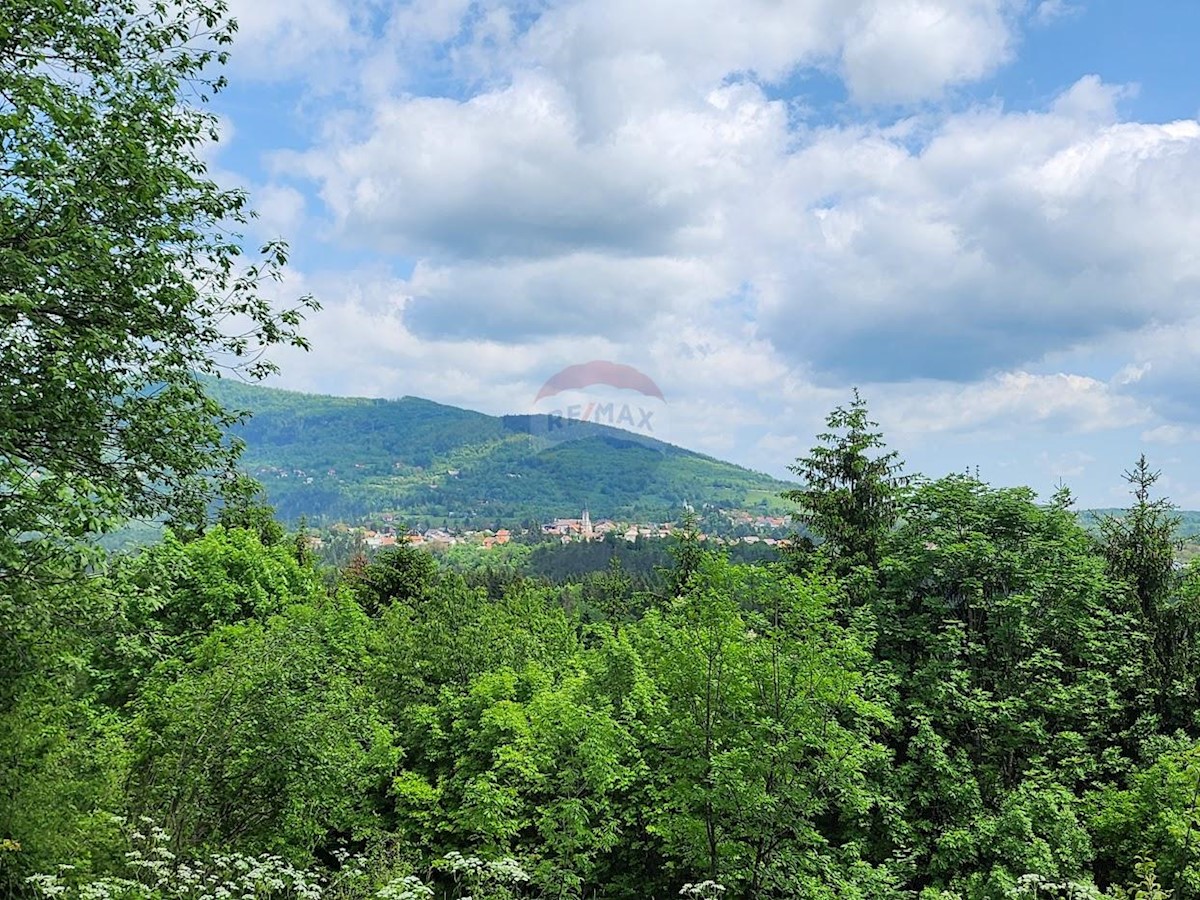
[210,0,1200,508]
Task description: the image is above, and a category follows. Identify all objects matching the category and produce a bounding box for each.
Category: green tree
[0,589,128,893]
[1089,738,1200,896]
[91,524,324,705]
[393,663,638,898]
[665,510,706,598]
[875,476,1146,895]
[783,391,905,577]
[1097,456,1197,729]
[126,592,398,857]
[350,544,441,616]
[635,558,890,897]
[0,0,316,586]
[1098,457,1181,622]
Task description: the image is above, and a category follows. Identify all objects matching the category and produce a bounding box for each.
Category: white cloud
[876,371,1149,435]
[223,0,376,79]
[515,0,1019,112]
[290,76,786,258]
[1032,0,1083,27]
[231,0,1023,108]
[251,184,308,241]
[1142,425,1200,445]
[290,55,1200,385]
[754,77,1200,379]
[1036,449,1096,480]
[841,0,1018,104]
[1109,317,1200,423]
[402,253,730,341]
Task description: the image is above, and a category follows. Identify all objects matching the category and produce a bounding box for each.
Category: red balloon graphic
[534,361,665,402]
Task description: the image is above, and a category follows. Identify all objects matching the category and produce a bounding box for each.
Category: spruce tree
[783,390,905,575]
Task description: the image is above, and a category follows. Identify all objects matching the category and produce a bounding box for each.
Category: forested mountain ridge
[207,378,795,525]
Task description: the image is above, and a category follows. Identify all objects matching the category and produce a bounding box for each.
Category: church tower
[582,507,592,539]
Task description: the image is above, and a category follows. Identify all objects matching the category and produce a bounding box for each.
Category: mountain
[207,379,797,527]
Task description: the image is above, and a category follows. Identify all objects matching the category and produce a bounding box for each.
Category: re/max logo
[545,402,655,432]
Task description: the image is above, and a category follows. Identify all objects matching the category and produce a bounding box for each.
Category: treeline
[430,533,780,600]
[7,396,1200,900]
[310,530,779,612]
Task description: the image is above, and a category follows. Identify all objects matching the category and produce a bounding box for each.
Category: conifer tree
[783,390,905,575]
[1099,455,1181,621]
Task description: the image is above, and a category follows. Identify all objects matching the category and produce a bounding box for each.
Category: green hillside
[1077,508,1200,539]
[207,379,797,525]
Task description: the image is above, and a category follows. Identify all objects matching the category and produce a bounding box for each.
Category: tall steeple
[582,507,592,539]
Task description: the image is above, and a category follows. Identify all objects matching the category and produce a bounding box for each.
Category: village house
[543,509,595,539]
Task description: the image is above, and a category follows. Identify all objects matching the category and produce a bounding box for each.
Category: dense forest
[9,3,1200,900]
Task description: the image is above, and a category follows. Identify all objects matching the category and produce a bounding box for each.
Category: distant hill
[1076,508,1200,563]
[207,379,797,527]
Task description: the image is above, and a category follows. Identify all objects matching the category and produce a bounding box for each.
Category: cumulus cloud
[756,77,1200,380]
[251,184,308,241]
[875,371,1150,435]
[1142,424,1200,445]
[223,0,378,80]
[402,253,729,341]
[1032,0,1084,27]
[840,0,1018,103]
[1107,317,1200,423]
[289,34,1200,382]
[290,76,785,259]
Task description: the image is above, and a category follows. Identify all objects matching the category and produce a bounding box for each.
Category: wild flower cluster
[679,881,727,900]
[1007,873,1103,900]
[24,821,545,900]
[26,821,326,900]
[434,852,529,899]
[372,877,432,900]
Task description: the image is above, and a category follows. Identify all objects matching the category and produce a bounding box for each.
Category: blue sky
[207,0,1200,508]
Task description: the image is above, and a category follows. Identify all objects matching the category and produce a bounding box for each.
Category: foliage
[1095,457,1196,730]
[348,545,441,615]
[633,556,891,896]
[1088,739,1200,896]
[0,0,315,584]
[782,390,905,575]
[1,6,312,882]
[125,591,398,855]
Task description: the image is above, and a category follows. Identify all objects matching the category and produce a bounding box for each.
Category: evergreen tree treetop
[783,389,906,574]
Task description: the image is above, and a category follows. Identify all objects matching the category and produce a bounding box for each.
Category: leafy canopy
[0,0,316,581]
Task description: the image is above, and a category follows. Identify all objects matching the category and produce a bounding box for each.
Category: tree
[127,593,398,855]
[0,0,316,585]
[634,558,889,897]
[1097,456,1197,728]
[665,510,706,599]
[783,391,905,576]
[350,544,441,615]
[875,475,1147,895]
[1098,456,1181,622]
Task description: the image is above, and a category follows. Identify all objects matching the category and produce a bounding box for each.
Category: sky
[206,0,1200,508]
